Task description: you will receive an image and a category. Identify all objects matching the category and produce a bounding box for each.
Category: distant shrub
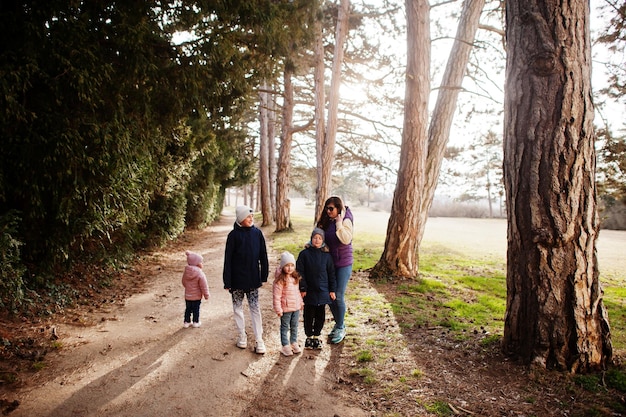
[0,211,26,312]
[599,201,626,230]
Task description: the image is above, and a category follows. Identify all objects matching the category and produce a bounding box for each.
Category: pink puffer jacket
[182,265,210,300]
[272,270,303,314]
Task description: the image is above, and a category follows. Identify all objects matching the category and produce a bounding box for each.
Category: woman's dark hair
[316,196,344,229]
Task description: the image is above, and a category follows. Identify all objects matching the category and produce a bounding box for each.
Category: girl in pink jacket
[182,250,210,328]
[272,251,303,356]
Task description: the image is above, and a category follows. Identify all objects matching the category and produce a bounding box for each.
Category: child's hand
[300,291,306,298]
[330,292,336,301]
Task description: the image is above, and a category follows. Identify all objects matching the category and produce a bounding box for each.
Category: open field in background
[275,197,626,352]
[288,197,625,277]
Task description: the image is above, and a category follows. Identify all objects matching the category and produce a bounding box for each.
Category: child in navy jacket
[296,228,336,349]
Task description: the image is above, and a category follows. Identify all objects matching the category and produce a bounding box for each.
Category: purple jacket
[324,206,353,268]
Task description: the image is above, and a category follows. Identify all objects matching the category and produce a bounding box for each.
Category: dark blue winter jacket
[223,222,269,290]
[296,245,336,306]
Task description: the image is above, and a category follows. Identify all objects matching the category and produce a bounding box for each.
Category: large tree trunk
[370,0,430,279]
[502,0,612,372]
[276,68,295,232]
[315,0,350,221]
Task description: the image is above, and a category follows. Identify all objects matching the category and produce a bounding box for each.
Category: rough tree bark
[372,0,485,279]
[313,13,326,222]
[268,87,277,221]
[275,65,314,232]
[417,0,485,244]
[258,82,273,226]
[370,0,430,279]
[275,68,295,232]
[315,0,350,222]
[502,0,612,372]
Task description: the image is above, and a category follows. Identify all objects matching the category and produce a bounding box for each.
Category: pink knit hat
[186,250,203,266]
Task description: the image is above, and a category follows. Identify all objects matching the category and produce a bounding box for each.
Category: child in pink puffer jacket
[272,251,303,356]
[182,250,210,328]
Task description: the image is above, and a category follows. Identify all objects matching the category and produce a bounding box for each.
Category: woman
[316,196,353,344]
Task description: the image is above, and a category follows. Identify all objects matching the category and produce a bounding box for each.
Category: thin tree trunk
[371,0,430,279]
[502,0,611,372]
[417,0,485,244]
[268,87,277,221]
[258,83,272,226]
[276,68,295,232]
[486,170,493,218]
[315,0,350,221]
[372,0,485,279]
[313,14,327,223]
[251,183,257,211]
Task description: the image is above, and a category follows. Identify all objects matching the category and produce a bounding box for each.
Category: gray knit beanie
[236,205,253,224]
[311,227,325,242]
[279,251,296,269]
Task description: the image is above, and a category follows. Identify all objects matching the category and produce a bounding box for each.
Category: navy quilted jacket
[296,246,336,306]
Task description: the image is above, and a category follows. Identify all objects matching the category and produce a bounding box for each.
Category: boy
[297,228,336,349]
[223,205,269,353]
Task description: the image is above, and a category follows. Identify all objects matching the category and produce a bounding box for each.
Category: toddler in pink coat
[182,250,210,328]
[272,251,304,356]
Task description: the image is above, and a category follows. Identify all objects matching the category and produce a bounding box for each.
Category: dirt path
[5,202,626,416]
[9,214,367,417]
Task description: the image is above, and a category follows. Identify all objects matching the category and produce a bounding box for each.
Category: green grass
[356,349,374,362]
[32,361,46,371]
[602,286,626,351]
[350,367,376,384]
[573,374,603,392]
[0,371,17,384]
[269,214,626,356]
[422,400,454,416]
[606,368,626,392]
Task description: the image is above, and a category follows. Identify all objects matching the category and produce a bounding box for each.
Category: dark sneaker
[330,326,346,344]
[305,337,313,349]
[312,337,322,349]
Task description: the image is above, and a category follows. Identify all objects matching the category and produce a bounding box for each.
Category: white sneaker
[291,343,302,354]
[192,322,201,328]
[280,345,293,356]
[236,334,247,349]
[183,322,191,328]
[254,341,266,354]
